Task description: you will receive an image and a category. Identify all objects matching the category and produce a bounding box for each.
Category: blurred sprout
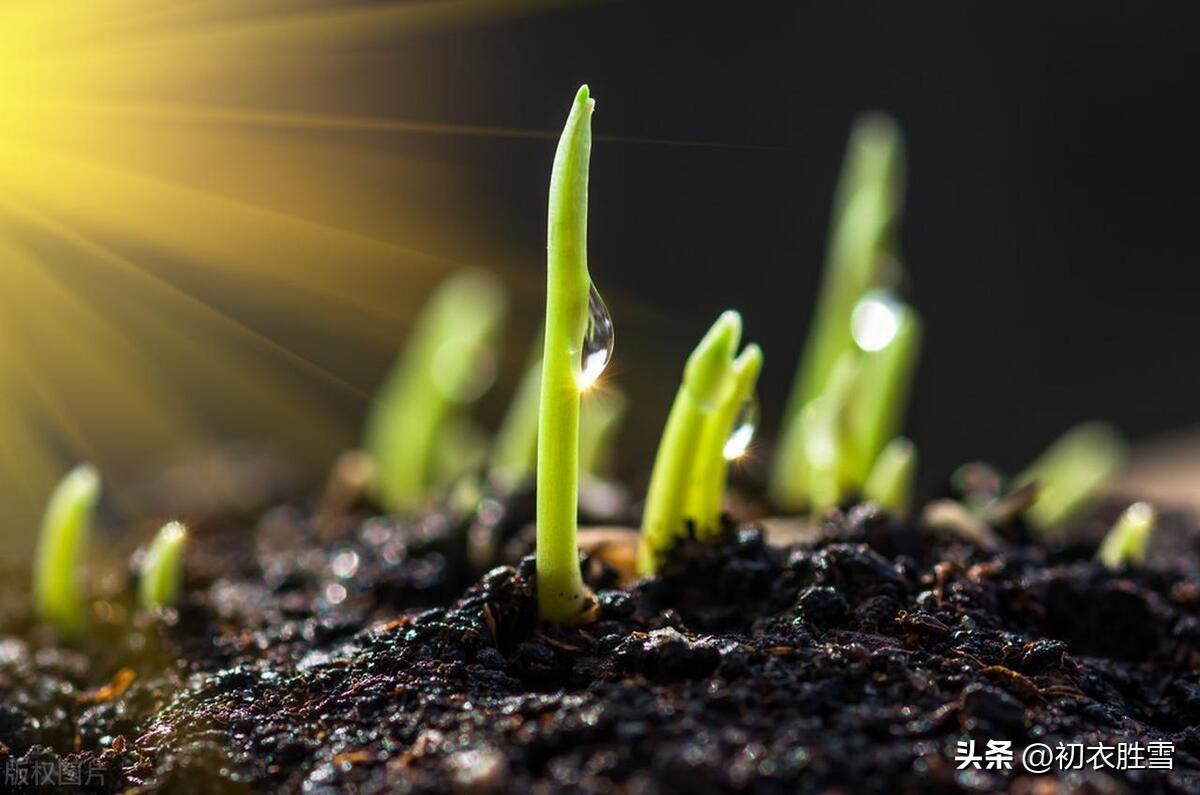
[772,113,905,511]
[489,338,543,492]
[1096,501,1157,569]
[1017,422,1127,531]
[796,355,861,513]
[580,387,628,481]
[686,343,763,540]
[139,521,187,609]
[537,85,601,623]
[844,298,922,485]
[639,311,746,573]
[33,464,100,635]
[428,418,490,493]
[863,437,918,516]
[364,269,507,511]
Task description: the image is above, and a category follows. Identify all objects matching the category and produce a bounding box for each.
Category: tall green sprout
[772,114,905,510]
[537,85,601,623]
[639,311,744,573]
[139,521,187,609]
[365,269,507,511]
[33,464,100,635]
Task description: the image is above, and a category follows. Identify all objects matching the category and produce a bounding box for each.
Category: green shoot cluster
[23,90,1138,634]
[639,312,762,573]
[770,114,921,513]
[139,521,187,609]
[365,268,507,511]
[1096,501,1156,569]
[1016,422,1126,531]
[536,85,598,623]
[33,464,100,636]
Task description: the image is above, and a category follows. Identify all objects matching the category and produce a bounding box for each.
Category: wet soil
[1,479,1198,794]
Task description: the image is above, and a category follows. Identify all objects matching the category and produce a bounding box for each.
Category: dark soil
[1,469,1198,794]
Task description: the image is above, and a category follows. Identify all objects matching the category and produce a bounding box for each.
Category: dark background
[365,1,1200,484]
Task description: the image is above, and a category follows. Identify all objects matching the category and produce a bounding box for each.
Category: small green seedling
[686,343,763,540]
[772,113,905,510]
[33,464,100,635]
[536,85,606,623]
[579,387,627,481]
[365,268,508,511]
[139,521,187,609]
[1096,501,1156,569]
[489,339,543,492]
[1016,422,1126,531]
[639,311,745,573]
[863,437,918,516]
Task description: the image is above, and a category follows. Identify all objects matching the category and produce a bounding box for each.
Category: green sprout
[139,521,187,609]
[536,85,603,623]
[364,268,507,511]
[639,311,745,573]
[844,298,922,485]
[771,113,905,510]
[1016,422,1126,531]
[863,437,918,516]
[686,343,763,540]
[489,339,543,492]
[793,354,861,513]
[33,464,100,635]
[579,387,627,481]
[1096,501,1156,569]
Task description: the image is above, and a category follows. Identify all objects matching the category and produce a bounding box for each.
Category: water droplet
[578,283,614,390]
[851,289,903,352]
[723,394,759,460]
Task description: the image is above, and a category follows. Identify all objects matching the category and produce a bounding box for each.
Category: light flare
[0,0,549,557]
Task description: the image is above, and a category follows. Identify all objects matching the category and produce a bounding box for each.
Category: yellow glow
[0,0,556,555]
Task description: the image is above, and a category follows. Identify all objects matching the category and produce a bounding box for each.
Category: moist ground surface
[1,483,1198,794]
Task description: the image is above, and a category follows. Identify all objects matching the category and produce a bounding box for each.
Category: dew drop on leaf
[851,289,903,352]
[723,393,759,460]
[578,283,614,390]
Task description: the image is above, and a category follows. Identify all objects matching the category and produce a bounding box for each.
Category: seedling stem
[537,85,599,623]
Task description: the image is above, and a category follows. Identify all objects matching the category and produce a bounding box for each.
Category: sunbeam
[0,0,559,556]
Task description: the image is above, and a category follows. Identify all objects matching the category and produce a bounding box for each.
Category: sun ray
[0,195,375,402]
[0,0,581,553]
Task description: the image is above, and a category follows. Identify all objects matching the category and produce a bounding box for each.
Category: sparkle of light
[851,290,903,352]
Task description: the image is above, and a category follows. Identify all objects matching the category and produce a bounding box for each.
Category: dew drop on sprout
[851,289,903,352]
[578,283,614,390]
[723,393,760,460]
